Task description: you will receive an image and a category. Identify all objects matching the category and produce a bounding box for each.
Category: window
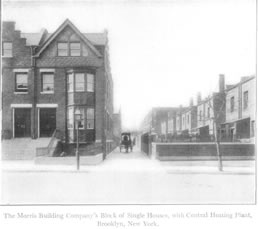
[57,42,68,56]
[67,73,74,92]
[251,121,255,137]
[87,108,95,129]
[15,73,28,92]
[3,42,12,57]
[87,74,94,92]
[199,111,202,121]
[75,73,85,91]
[207,107,210,118]
[70,43,81,56]
[243,91,248,109]
[41,73,54,92]
[75,107,85,129]
[230,96,234,112]
[67,107,74,129]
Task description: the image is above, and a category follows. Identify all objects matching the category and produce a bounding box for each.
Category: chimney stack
[219,74,225,93]
[189,97,194,107]
[197,92,202,104]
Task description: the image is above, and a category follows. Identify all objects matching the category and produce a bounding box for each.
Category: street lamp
[74,109,82,170]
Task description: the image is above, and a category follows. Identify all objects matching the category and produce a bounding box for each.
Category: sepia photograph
[0,0,256,212]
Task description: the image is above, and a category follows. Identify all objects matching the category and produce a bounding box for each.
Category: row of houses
[140,74,255,143]
[1,19,121,157]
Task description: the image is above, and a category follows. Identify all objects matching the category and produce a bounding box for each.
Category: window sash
[87,74,94,92]
[243,91,248,109]
[230,97,234,112]
[87,108,95,129]
[16,73,28,91]
[70,43,81,56]
[75,73,85,91]
[57,42,68,56]
[42,73,54,92]
[3,42,12,57]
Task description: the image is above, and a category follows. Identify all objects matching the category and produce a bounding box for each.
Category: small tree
[197,93,225,171]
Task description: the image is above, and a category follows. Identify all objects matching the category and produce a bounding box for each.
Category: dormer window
[70,42,81,56]
[2,42,13,57]
[57,42,68,56]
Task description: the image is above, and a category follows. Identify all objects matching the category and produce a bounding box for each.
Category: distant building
[2,19,114,157]
[113,110,122,145]
[222,76,256,142]
[140,107,179,142]
[180,98,198,136]
[196,75,226,141]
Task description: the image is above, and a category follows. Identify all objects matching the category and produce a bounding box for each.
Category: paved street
[1,147,255,204]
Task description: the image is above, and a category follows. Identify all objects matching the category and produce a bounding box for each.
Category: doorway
[40,108,56,137]
[15,108,31,137]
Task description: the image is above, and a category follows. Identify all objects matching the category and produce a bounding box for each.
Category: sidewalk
[158,160,255,175]
[1,148,255,175]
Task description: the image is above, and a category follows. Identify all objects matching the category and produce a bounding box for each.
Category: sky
[2,0,256,130]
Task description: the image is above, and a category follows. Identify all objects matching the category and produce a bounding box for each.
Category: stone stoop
[1,138,51,160]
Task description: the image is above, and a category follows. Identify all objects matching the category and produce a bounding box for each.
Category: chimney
[189,97,194,107]
[197,92,202,104]
[219,74,225,93]
[3,21,15,32]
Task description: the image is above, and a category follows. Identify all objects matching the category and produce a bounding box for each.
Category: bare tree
[198,93,225,171]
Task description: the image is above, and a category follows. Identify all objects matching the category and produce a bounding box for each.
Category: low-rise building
[2,19,114,157]
[222,76,256,142]
[180,98,198,137]
[196,75,226,141]
[140,107,179,142]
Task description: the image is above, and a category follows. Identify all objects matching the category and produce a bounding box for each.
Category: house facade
[2,19,114,156]
[181,105,198,136]
[222,76,256,142]
[140,107,179,142]
[196,75,226,141]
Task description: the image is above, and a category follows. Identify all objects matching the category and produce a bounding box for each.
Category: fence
[152,142,255,160]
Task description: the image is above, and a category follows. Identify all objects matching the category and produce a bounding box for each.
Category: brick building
[113,110,122,145]
[196,75,226,141]
[140,107,179,142]
[2,19,114,157]
[221,76,256,142]
[180,98,198,137]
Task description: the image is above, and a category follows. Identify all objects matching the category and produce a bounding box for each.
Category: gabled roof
[35,19,102,57]
[22,32,107,46]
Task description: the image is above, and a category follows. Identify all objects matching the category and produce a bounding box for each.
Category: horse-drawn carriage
[120,132,133,153]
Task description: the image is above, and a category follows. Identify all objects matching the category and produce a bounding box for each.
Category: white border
[13,69,29,72]
[36,104,58,108]
[10,104,32,108]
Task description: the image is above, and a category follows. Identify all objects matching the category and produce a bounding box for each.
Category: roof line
[35,19,102,57]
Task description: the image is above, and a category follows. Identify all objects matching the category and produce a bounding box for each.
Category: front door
[15,108,31,137]
[40,108,56,137]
